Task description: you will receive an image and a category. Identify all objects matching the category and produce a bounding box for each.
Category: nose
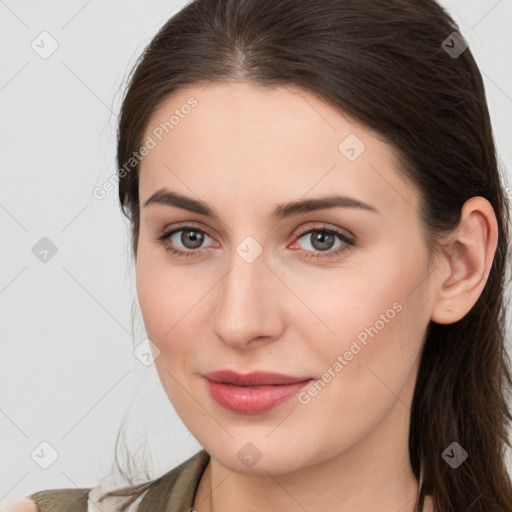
[211,249,284,349]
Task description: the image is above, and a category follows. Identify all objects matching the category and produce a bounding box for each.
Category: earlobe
[430,196,498,325]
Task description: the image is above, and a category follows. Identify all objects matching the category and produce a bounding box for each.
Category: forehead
[139,81,419,219]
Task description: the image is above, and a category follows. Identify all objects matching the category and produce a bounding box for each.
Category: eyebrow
[143,188,379,220]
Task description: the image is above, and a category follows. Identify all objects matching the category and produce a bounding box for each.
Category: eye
[156,225,216,258]
[155,223,355,260]
[291,224,355,259]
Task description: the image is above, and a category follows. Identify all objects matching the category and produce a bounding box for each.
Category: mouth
[203,370,314,414]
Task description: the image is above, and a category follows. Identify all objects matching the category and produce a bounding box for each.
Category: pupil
[182,229,203,249]
[313,231,333,251]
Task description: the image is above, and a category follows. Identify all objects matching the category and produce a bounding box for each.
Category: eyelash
[155,223,355,260]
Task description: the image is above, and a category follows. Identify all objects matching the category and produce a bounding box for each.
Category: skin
[133,81,497,512]
[3,499,37,512]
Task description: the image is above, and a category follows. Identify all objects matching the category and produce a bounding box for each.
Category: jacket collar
[138,449,210,512]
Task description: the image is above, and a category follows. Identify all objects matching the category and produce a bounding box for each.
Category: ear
[431,196,499,325]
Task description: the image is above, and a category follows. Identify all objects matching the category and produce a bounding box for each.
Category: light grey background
[1,0,511,503]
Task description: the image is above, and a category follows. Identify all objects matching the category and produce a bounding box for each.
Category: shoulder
[4,449,210,512]
[0,498,38,512]
[137,449,210,511]
[4,488,91,512]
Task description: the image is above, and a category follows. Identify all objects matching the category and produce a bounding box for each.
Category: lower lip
[204,378,313,414]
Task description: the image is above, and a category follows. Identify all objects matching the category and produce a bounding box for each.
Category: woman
[11,0,512,510]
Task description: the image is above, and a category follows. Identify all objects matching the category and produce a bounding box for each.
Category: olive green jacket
[28,450,210,512]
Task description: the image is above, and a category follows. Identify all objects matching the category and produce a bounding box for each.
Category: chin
[204,438,320,475]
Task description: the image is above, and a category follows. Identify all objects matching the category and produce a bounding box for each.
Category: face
[136,81,437,475]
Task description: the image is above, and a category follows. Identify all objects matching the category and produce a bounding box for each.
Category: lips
[203,370,312,386]
[203,370,314,414]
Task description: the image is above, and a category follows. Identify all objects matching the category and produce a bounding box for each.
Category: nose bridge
[212,241,282,347]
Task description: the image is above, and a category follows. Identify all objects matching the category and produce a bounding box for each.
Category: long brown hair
[99,0,512,510]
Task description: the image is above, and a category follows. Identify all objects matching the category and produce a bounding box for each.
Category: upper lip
[203,370,313,386]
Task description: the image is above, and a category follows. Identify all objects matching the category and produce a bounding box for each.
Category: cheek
[285,265,405,360]
[135,249,210,380]
[295,290,426,453]
[135,250,193,356]
[300,252,429,391]
[135,258,194,405]
[136,259,170,344]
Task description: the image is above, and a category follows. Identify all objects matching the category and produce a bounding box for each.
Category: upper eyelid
[294,224,354,239]
[161,222,213,239]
